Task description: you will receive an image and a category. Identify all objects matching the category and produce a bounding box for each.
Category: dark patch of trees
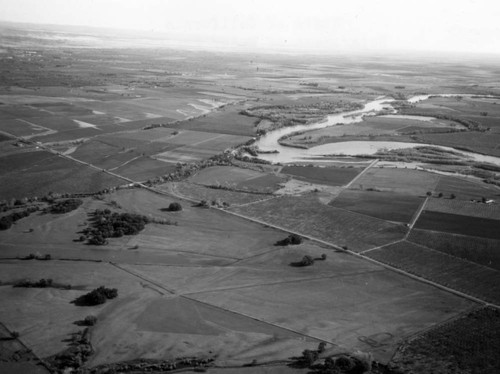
[82,209,150,245]
[14,278,53,288]
[73,286,118,306]
[47,199,83,214]
[21,253,51,260]
[290,253,327,267]
[275,233,303,246]
[0,206,38,230]
[290,343,374,373]
[291,255,315,267]
[14,278,71,289]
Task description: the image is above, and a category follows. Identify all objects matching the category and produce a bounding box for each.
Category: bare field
[230,193,408,252]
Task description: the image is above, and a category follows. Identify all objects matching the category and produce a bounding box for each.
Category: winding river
[253,95,500,167]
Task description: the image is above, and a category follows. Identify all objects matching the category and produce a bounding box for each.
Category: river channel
[253,95,500,167]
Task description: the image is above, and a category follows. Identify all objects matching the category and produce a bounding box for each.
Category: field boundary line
[110,262,176,295]
[182,269,385,296]
[344,158,378,189]
[359,239,404,255]
[406,196,429,235]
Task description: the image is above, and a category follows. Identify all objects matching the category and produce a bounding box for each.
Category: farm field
[408,229,500,271]
[349,168,440,195]
[189,166,286,193]
[366,240,500,304]
[433,174,499,201]
[392,307,500,374]
[230,193,408,252]
[167,181,273,206]
[0,151,125,200]
[280,165,362,186]
[330,189,424,223]
[169,106,259,136]
[425,196,500,220]
[189,166,267,186]
[414,210,500,240]
[189,266,474,363]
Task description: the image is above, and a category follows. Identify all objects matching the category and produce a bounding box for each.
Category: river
[253,95,500,167]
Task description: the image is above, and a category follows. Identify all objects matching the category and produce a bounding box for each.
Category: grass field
[392,307,500,374]
[366,240,500,304]
[349,168,440,195]
[230,193,407,252]
[414,210,500,240]
[330,190,424,223]
[408,229,500,271]
[281,165,362,187]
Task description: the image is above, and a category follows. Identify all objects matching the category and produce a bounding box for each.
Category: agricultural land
[1,22,500,374]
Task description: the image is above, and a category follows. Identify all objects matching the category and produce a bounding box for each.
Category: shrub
[275,233,303,246]
[83,315,98,326]
[10,331,19,339]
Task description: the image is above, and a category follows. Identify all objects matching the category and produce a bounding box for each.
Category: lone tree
[426,191,432,197]
[450,193,456,199]
[167,202,182,212]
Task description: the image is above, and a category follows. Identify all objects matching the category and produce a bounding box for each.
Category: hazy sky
[1,0,499,54]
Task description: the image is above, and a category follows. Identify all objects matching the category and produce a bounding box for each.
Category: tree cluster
[75,286,118,306]
[0,206,38,230]
[83,209,150,245]
[47,198,83,214]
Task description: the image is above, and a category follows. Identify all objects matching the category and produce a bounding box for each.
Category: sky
[1,0,499,55]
